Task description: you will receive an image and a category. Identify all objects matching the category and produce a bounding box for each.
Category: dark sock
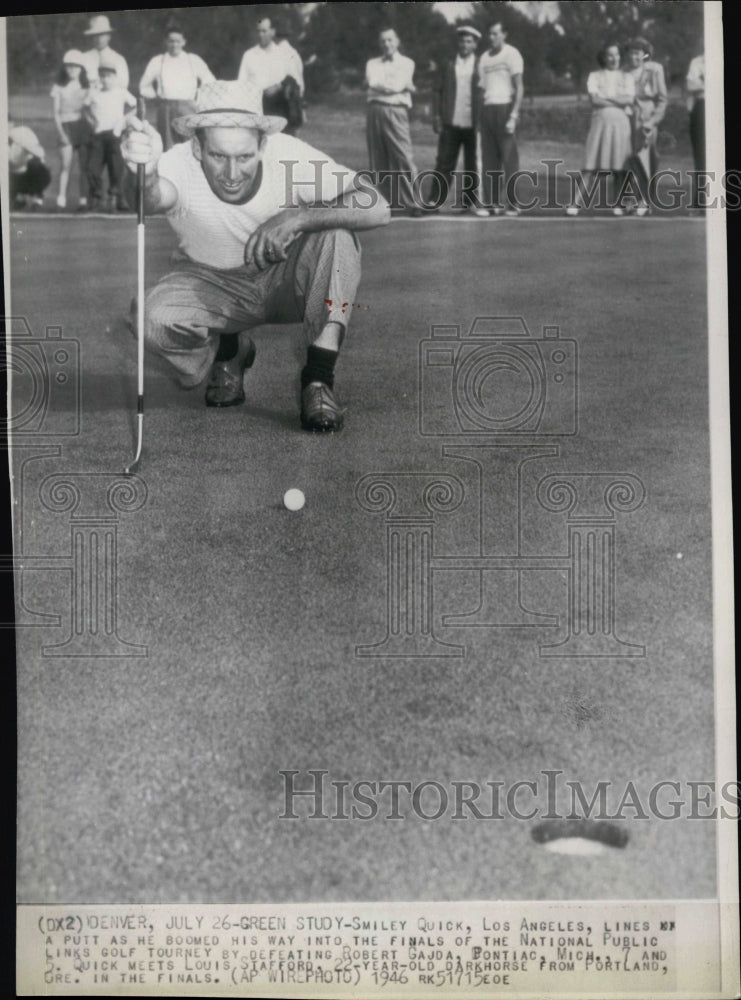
[301,345,338,389]
[215,333,239,362]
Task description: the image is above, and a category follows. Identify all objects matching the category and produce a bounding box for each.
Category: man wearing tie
[365,27,420,215]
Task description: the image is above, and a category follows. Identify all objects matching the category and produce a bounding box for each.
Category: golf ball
[284,488,305,511]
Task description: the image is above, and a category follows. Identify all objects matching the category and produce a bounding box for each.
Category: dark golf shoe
[300,381,345,432]
[205,338,257,407]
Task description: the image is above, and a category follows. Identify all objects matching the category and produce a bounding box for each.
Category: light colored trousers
[145,229,361,387]
[366,102,417,210]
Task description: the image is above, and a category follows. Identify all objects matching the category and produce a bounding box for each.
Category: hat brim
[456,27,482,39]
[172,109,286,138]
[84,27,114,35]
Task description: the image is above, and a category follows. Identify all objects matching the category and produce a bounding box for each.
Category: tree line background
[7,1,704,98]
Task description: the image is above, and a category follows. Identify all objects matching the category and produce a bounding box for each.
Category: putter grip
[136,97,146,224]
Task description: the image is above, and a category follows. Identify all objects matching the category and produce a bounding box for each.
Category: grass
[12,210,714,904]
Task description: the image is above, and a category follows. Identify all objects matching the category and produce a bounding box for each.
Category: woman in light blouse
[567,43,634,217]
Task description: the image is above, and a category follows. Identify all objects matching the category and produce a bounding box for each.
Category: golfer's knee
[305,227,361,260]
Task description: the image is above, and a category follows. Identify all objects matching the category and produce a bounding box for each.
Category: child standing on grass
[50,50,91,211]
[83,60,136,212]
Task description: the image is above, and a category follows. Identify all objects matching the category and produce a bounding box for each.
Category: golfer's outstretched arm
[120,114,178,214]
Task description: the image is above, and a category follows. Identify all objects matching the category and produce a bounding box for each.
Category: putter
[124,97,146,475]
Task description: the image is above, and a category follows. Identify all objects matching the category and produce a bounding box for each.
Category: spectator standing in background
[365,27,420,216]
[429,23,486,215]
[83,61,136,212]
[624,37,667,216]
[686,52,705,211]
[566,43,634,217]
[238,16,305,135]
[9,125,51,210]
[80,15,129,90]
[139,24,215,150]
[50,50,91,210]
[476,22,524,216]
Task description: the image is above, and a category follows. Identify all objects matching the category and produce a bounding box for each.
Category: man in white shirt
[120,81,389,431]
[365,28,420,215]
[476,22,524,215]
[685,52,705,208]
[238,17,305,135]
[80,14,129,90]
[139,24,215,150]
[429,23,483,213]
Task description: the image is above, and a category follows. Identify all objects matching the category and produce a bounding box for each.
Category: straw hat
[84,15,114,36]
[172,80,286,137]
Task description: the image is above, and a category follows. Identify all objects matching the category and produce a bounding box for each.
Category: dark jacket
[433,53,480,127]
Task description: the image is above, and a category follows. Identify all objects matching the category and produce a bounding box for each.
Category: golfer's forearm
[124,170,167,214]
[295,201,391,233]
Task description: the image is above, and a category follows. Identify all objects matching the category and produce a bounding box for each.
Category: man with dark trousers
[429,23,486,215]
[477,21,524,216]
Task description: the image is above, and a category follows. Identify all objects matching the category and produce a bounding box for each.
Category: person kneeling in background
[9,125,51,210]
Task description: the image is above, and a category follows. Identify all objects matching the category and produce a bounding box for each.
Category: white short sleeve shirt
[156,132,357,270]
[478,43,523,105]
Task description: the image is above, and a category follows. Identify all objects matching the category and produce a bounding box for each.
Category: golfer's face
[627,48,645,69]
[195,127,264,203]
[93,33,111,50]
[166,33,185,55]
[488,25,504,52]
[457,34,477,57]
[380,32,398,57]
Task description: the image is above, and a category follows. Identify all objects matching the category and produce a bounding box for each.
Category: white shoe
[470,206,490,218]
[635,203,650,217]
[565,206,580,216]
[612,207,624,216]
[56,195,66,209]
[504,207,521,217]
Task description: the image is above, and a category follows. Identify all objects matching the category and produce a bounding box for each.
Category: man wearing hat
[81,15,129,89]
[624,37,667,214]
[8,125,51,209]
[429,22,485,214]
[120,81,390,431]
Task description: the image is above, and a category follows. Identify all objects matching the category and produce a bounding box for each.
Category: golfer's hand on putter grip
[121,114,163,175]
[244,210,301,270]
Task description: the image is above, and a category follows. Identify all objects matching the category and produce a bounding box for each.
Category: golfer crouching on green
[120,79,390,431]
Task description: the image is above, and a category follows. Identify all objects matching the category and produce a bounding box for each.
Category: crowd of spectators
[8,12,706,216]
